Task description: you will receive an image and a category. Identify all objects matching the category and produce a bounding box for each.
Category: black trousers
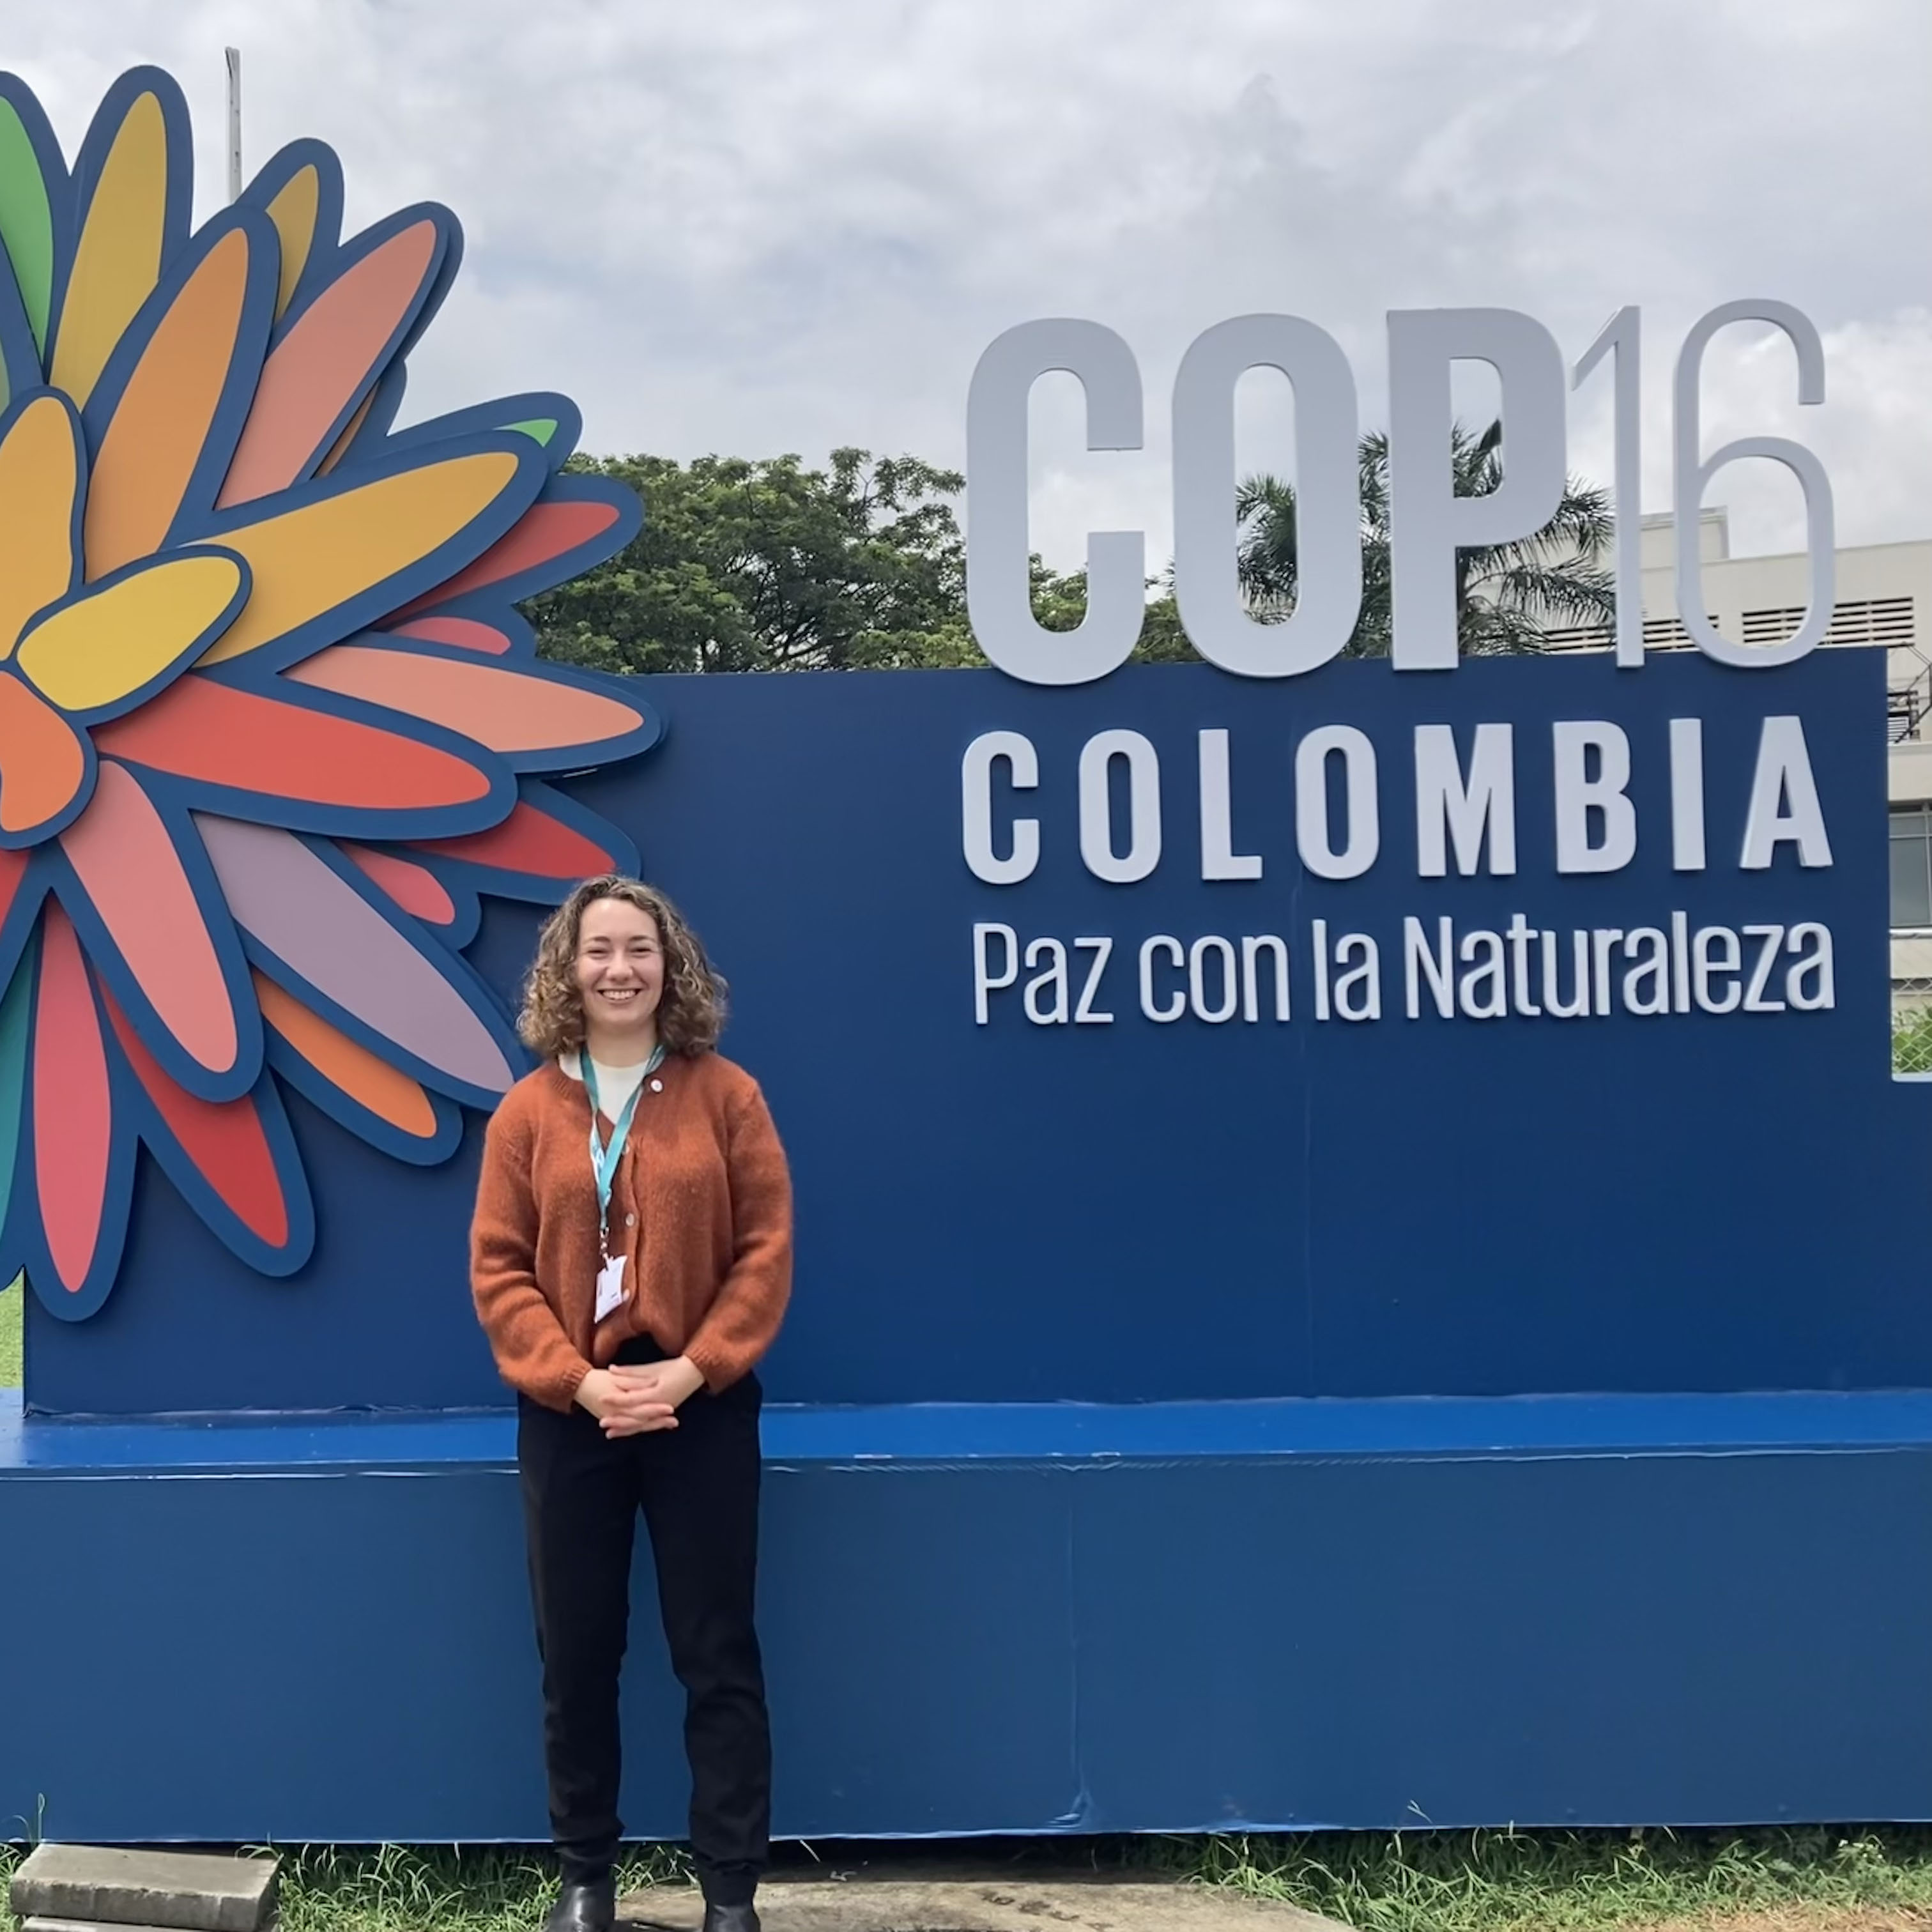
[517,1337,769,1906]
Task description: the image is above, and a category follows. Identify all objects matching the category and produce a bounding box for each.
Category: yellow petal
[17,552,243,716]
[49,89,170,408]
[0,394,80,656]
[200,450,525,664]
[265,163,319,319]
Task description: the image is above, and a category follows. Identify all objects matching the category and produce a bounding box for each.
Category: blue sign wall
[27,647,1912,1416]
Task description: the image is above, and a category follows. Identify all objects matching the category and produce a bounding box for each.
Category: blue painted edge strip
[10,1387,1932,1475]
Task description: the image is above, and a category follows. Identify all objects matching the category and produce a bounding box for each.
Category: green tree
[1235,419,1615,657]
[1027,560,1195,664]
[525,448,983,673]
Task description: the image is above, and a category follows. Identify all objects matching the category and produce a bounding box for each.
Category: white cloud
[11,0,1931,567]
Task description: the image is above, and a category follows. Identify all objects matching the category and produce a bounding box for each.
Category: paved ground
[620,1870,1345,1931]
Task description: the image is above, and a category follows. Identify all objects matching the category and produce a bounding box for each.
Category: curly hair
[517,876,728,1058]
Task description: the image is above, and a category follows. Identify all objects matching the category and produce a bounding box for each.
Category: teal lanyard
[582,1045,665,1257]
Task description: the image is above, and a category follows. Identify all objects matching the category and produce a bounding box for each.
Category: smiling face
[573,896,666,1060]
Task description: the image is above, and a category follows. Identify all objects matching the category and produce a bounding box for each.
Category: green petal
[0,101,53,353]
[507,417,559,446]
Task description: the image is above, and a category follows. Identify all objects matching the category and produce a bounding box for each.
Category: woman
[471,876,792,1932]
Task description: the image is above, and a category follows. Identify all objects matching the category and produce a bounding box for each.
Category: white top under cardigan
[558,1048,654,1121]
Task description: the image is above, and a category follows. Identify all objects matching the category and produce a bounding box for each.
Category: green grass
[1163,1827,1932,1931]
[6,1834,1932,1932]
[0,1275,19,1390]
[0,1848,691,1932]
[272,1847,692,1932]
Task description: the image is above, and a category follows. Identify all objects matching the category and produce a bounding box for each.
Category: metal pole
[225,47,241,202]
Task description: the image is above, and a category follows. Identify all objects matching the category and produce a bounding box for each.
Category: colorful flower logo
[0,68,658,1318]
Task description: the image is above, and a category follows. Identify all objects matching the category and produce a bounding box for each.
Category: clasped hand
[576,1357,706,1436]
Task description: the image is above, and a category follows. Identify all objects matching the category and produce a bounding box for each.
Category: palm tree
[1234,420,1615,657]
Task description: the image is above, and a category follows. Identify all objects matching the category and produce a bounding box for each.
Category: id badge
[594,1254,627,1323]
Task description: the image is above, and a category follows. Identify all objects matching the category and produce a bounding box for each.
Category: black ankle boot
[700,1900,760,1932]
[544,1879,615,1932]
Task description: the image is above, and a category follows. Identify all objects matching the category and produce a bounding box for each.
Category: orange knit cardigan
[470,1051,793,1411]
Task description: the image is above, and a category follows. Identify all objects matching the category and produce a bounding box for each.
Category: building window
[1892,806,1932,928]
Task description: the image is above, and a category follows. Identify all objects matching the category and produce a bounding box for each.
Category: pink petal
[32,903,112,1292]
[60,762,241,1076]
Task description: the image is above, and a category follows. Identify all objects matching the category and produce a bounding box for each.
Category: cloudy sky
[12,1,1932,569]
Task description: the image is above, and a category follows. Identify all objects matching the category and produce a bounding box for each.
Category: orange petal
[0,673,88,838]
[252,969,441,1140]
[84,225,257,579]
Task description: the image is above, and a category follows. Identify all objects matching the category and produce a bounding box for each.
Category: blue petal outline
[190,425,553,675]
[50,767,264,1105]
[15,544,252,725]
[77,205,281,546]
[13,924,139,1323]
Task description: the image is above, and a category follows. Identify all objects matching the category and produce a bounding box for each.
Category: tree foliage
[1027,560,1194,664]
[525,448,982,673]
[525,424,1614,674]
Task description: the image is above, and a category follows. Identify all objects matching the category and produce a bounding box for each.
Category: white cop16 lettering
[965,303,1832,686]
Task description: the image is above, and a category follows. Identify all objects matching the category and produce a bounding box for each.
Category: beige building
[1543,509,1932,1002]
